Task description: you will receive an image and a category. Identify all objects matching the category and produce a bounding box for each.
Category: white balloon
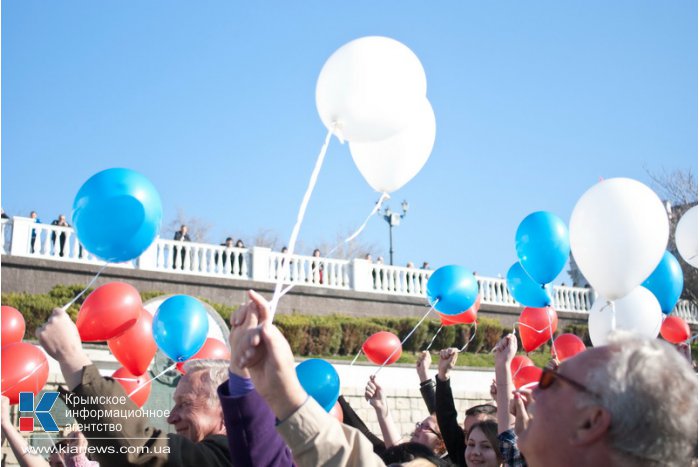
[570,178,669,300]
[588,286,662,347]
[316,36,427,143]
[675,205,698,268]
[348,98,436,193]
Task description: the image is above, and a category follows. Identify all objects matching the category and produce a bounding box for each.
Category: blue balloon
[515,211,570,285]
[153,295,209,362]
[506,262,553,307]
[426,265,479,315]
[296,359,340,412]
[72,168,162,262]
[642,251,684,314]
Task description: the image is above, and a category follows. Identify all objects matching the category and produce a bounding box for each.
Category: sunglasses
[539,367,599,398]
[415,421,441,438]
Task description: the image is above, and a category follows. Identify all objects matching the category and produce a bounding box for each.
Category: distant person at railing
[278,246,293,280]
[51,214,71,257]
[311,248,323,284]
[173,224,191,269]
[1,208,8,219]
[30,210,41,253]
[421,261,430,270]
[407,261,415,268]
[233,240,246,273]
[215,237,235,274]
[376,256,385,289]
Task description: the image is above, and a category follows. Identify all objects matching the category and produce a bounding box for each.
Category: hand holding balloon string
[415,350,432,383]
[234,290,308,421]
[36,308,92,390]
[437,347,458,382]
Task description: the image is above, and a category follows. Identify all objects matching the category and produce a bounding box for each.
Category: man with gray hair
[514,332,697,467]
[37,308,232,467]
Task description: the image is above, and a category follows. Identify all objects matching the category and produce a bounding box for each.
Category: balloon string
[277,192,390,300]
[330,192,390,253]
[515,321,551,334]
[350,349,363,366]
[61,262,110,311]
[547,307,559,362]
[459,321,478,352]
[270,127,334,320]
[126,363,176,398]
[1,360,49,396]
[374,300,437,377]
[425,325,443,351]
[609,301,616,331]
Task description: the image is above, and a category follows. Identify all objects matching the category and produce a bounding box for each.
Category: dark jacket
[435,376,467,467]
[63,364,231,467]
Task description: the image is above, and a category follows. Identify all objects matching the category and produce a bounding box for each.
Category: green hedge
[4,285,696,368]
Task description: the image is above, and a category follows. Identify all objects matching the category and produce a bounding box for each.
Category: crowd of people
[1,288,695,467]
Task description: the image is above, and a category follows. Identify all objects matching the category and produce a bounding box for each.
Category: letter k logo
[19,392,59,432]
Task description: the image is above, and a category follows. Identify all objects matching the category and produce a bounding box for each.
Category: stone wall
[0,255,590,327]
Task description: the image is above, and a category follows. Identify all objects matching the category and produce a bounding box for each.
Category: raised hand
[364,375,387,416]
[493,333,517,369]
[437,348,459,381]
[36,308,91,390]
[233,290,307,420]
[416,350,432,383]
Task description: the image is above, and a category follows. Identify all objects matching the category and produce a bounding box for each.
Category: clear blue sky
[2,1,697,283]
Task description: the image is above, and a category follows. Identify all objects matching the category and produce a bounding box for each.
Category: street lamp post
[380,200,409,265]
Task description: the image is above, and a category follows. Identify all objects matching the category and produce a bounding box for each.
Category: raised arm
[236,291,385,467]
[36,308,170,466]
[434,347,465,466]
[220,293,293,467]
[416,351,436,414]
[493,333,517,433]
[365,376,402,447]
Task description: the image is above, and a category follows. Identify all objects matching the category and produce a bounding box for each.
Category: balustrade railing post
[9,216,34,257]
[352,259,373,292]
[251,247,270,281]
[138,237,160,270]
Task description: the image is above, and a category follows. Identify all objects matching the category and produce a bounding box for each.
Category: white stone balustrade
[1,217,696,324]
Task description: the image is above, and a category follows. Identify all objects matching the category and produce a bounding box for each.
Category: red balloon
[1,343,49,405]
[362,331,402,366]
[439,295,481,326]
[510,355,534,376]
[176,338,231,374]
[660,316,691,344]
[329,401,344,423]
[513,365,542,390]
[108,308,157,376]
[518,306,558,353]
[112,367,151,407]
[77,282,142,342]
[552,333,586,361]
[1,306,26,346]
